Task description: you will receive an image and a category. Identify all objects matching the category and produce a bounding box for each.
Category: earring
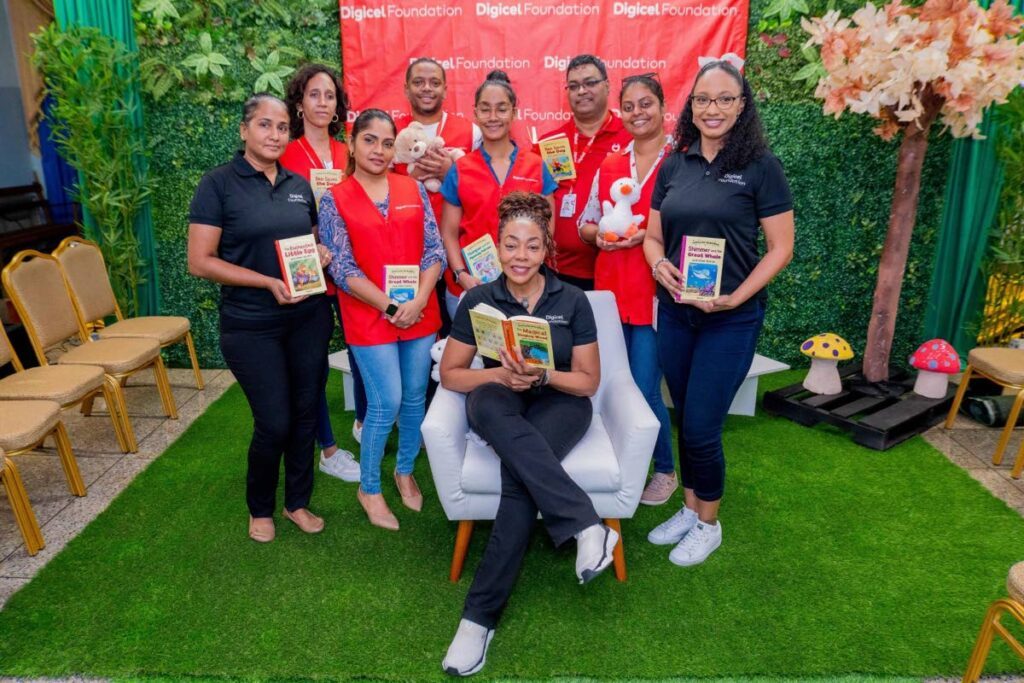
[297,110,303,119]
[332,114,339,123]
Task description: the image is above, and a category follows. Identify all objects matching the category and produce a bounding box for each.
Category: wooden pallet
[762,364,956,450]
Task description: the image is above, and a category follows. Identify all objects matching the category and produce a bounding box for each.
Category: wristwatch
[453,268,467,282]
[533,369,550,387]
[384,302,399,317]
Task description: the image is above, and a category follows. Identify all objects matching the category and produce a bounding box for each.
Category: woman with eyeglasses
[642,59,795,566]
[578,73,676,508]
[438,70,557,321]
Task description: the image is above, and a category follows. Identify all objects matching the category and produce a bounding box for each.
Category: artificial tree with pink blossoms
[802,0,1024,382]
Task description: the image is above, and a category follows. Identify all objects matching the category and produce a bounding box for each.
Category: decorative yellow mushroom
[800,333,854,395]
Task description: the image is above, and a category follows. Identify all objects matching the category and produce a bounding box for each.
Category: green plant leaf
[138,0,180,23]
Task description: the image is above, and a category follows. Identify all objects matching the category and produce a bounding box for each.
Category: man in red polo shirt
[537,54,632,290]
[395,57,481,222]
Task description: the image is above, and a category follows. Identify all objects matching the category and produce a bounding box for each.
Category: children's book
[384,265,419,303]
[538,135,577,182]
[468,303,554,369]
[677,236,726,302]
[309,169,344,207]
[275,234,327,297]
[461,234,502,283]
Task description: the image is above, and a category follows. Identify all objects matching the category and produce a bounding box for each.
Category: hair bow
[697,53,746,71]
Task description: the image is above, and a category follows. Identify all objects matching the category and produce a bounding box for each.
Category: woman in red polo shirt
[579,74,676,506]
[318,109,445,531]
[281,64,365,484]
[438,70,557,320]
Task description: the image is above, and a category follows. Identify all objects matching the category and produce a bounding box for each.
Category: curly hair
[284,63,348,140]
[498,192,555,255]
[672,61,768,175]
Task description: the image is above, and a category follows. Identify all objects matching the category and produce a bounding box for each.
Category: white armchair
[422,290,661,582]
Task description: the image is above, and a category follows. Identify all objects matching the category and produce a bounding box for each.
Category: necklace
[509,277,544,311]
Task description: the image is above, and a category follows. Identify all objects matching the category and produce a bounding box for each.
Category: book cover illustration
[538,135,577,182]
[384,265,419,304]
[677,236,725,302]
[468,303,554,369]
[309,169,344,207]
[461,234,502,283]
[275,234,327,298]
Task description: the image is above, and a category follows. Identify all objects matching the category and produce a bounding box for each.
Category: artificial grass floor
[0,370,1022,681]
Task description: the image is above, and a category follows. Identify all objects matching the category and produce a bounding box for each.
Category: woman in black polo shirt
[643,60,794,566]
[187,93,334,543]
[437,192,618,677]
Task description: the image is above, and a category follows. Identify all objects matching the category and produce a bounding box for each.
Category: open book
[275,234,327,297]
[468,303,554,369]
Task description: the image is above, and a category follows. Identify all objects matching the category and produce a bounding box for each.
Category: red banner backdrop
[340,0,749,136]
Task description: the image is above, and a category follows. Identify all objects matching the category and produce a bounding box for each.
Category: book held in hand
[275,234,327,297]
[461,234,502,283]
[537,135,577,182]
[468,303,554,369]
[384,265,419,303]
[677,236,726,302]
[309,169,344,207]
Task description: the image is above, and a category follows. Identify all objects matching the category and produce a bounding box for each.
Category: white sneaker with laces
[669,520,722,567]
[574,523,619,584]
[647,506,698,545]
[319,449,360,482]
[352,421,362,445]
[442,618,494,677]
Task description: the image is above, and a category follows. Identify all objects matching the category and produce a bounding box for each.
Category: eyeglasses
[690,95,741,110]
[566,78,607,93]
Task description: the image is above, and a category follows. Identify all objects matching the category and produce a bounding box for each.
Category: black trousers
[220,299,333,517]
[462,382,599,629]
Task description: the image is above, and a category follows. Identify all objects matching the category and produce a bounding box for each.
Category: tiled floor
[0,368,236,609]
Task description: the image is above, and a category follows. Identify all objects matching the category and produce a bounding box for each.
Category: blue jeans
[656,299,765,502]
[350,333,435,494]
[622,323,674,474]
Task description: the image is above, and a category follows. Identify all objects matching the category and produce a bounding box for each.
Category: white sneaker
[319,449,360,482]
[352,421,362,445]
[574,523,619,584]
[647,506,698,545]
[669,520,722,567]
[442,618,494,677]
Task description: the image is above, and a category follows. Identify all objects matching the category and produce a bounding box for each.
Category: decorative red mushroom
[908,339,960,399]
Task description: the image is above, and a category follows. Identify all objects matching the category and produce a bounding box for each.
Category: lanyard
[436,111,448,139]
[298,136,334,170]
[572,112,613,165]
[628,139,670,191]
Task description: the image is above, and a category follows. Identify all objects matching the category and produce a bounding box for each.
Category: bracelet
[453,268,467,281]
[532,369,550,388]
[651,257,670,279]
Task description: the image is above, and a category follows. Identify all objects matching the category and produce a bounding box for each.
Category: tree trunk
[862,101,941,382]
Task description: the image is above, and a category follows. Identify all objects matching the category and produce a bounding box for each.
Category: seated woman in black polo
[437,191,617,677]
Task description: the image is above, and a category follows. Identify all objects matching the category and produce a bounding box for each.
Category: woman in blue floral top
[318,109,445,531]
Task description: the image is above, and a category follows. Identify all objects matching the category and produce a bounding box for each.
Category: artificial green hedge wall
[142,0,950,370]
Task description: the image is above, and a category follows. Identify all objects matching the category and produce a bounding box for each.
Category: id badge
[560,192,577,218]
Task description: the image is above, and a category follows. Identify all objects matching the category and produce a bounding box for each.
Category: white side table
[661,353,790,416]
[327,349,354,411]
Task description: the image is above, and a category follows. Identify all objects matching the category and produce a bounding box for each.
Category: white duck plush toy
[598,177,646,242]
[430,337,484,382]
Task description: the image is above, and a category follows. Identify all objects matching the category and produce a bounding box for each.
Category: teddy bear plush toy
[598,177,646,243]
[393,121,465,193]
[430,337,484,383]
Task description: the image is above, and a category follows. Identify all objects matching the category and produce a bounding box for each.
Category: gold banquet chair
[945,348,1024,478]
[0,447,44,556]
[0,400,88,556]
[962,561,1024,681]
[2,250,178,453]
[53,237,204,390]
[0,323,129,453]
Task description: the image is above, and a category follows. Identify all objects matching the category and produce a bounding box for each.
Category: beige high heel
[394,470,423,512]
[357,488,400,530]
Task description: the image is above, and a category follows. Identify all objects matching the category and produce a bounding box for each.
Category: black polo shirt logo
[544,314,569,325]
[719,173,746,186]
[287,193,309,204]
